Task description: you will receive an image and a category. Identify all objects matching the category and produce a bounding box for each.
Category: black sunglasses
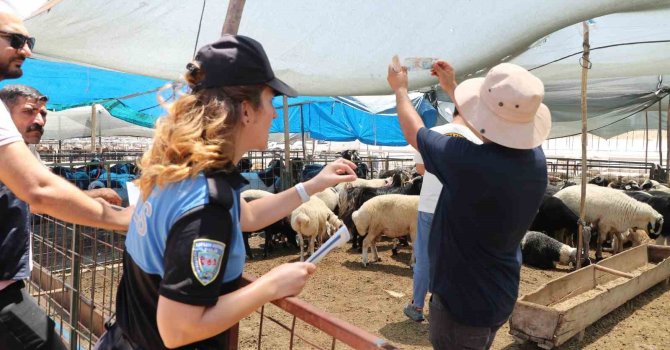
[0,30,35,51]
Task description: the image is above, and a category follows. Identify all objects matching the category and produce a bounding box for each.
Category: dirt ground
[239,236,670,350]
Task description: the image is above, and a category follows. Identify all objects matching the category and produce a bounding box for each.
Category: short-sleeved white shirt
[0,101,22,147]
[413,123,482,213]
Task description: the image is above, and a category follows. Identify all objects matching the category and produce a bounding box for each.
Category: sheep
[554,184,664,260]
[613,228,651,249]
[338,176,423,251]
[642,179,670,194]
[241,190,298,259]
[520,231,591,269]
[290,197,342,261]
[530,195,580,246]
[588,176,609,187]
[378,168,412,187]
[334,177,392,192]
[313,187,339,213]
[351,194,419,267]
[625,190,670,245]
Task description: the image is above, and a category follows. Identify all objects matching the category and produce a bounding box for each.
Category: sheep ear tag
[191,238,226,286]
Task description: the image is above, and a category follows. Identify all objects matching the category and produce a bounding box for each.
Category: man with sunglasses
[0,13,129,226]
[0,11,131,349]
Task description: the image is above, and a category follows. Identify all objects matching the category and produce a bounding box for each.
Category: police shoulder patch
[191,238,226,286]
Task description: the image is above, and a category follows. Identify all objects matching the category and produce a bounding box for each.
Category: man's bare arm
[0,142,131,230]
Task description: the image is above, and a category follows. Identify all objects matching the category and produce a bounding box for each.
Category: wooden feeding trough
[509,244,670,349]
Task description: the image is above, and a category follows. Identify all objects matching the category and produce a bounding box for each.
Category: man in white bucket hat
[388,61,550,349]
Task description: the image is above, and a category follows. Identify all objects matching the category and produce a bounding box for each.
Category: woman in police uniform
[95,35,357,350]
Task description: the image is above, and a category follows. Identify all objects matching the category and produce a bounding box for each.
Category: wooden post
[221,0,246,35]
[283,96,292,190]
[645,110,649,172]
[90,104,97,152]
[659,100,663,169]
[577,21,590,269]
[667,96,670,179]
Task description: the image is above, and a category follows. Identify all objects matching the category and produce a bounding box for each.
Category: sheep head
[646,215,664,238]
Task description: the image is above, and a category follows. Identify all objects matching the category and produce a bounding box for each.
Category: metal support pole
[69,225,81,350]
[90,105,97,152]
[300,105,306,161]
[283,96,292,190]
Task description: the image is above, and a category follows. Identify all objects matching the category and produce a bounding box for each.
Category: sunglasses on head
[0,30,35,51]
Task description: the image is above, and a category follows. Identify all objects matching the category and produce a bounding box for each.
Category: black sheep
[338,176,423,251]
[521,231,589,269]
[530,196,580,246]
[242,191,298,259]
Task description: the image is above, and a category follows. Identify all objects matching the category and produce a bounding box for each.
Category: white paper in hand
[306,225,351,264]
[126,182,140,207]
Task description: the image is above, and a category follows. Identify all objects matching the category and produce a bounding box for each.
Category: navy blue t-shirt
[417,127,547,327]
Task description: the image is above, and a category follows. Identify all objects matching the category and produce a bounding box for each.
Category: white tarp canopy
[43,104,154,140]
[24,0,669,96]
[4,0,669,141]
[507,8,670,139]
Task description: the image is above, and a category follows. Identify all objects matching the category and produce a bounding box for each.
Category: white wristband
[294,183,311,203]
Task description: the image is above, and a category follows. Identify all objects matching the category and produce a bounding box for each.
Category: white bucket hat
[454,63,551,149]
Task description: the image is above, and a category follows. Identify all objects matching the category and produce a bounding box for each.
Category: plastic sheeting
[270,93,438,146]
[41,104,155,140]
[8,1,670,140]
[24,0,669,95]
[508,9,670,139]
[0,58,440,144]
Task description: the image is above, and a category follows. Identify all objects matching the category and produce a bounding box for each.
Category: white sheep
[351,194,419,267]
[642,179,670,194]
[313,187,339,212]
[554,184,664,260]
[290,197,342,261]
[334,177,391,192]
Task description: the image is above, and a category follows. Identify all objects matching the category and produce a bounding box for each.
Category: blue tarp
[270,96,437,146]
[0,58,172,119]
[0,58,438,146]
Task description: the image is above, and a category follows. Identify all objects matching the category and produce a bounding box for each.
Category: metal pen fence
[546,157,662,183]
[27,214,398,350]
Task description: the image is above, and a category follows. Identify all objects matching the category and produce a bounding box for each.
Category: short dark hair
[0,84,48,109]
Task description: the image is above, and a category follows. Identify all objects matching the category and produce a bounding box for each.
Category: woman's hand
[431,60,457,96]
[258,262,316,300]
[304,158,357,193]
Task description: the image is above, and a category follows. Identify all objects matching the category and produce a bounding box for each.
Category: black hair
[0,84,48,109]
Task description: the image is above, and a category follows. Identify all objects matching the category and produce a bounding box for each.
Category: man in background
[0,84,123,203]
[0,84,123,349]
